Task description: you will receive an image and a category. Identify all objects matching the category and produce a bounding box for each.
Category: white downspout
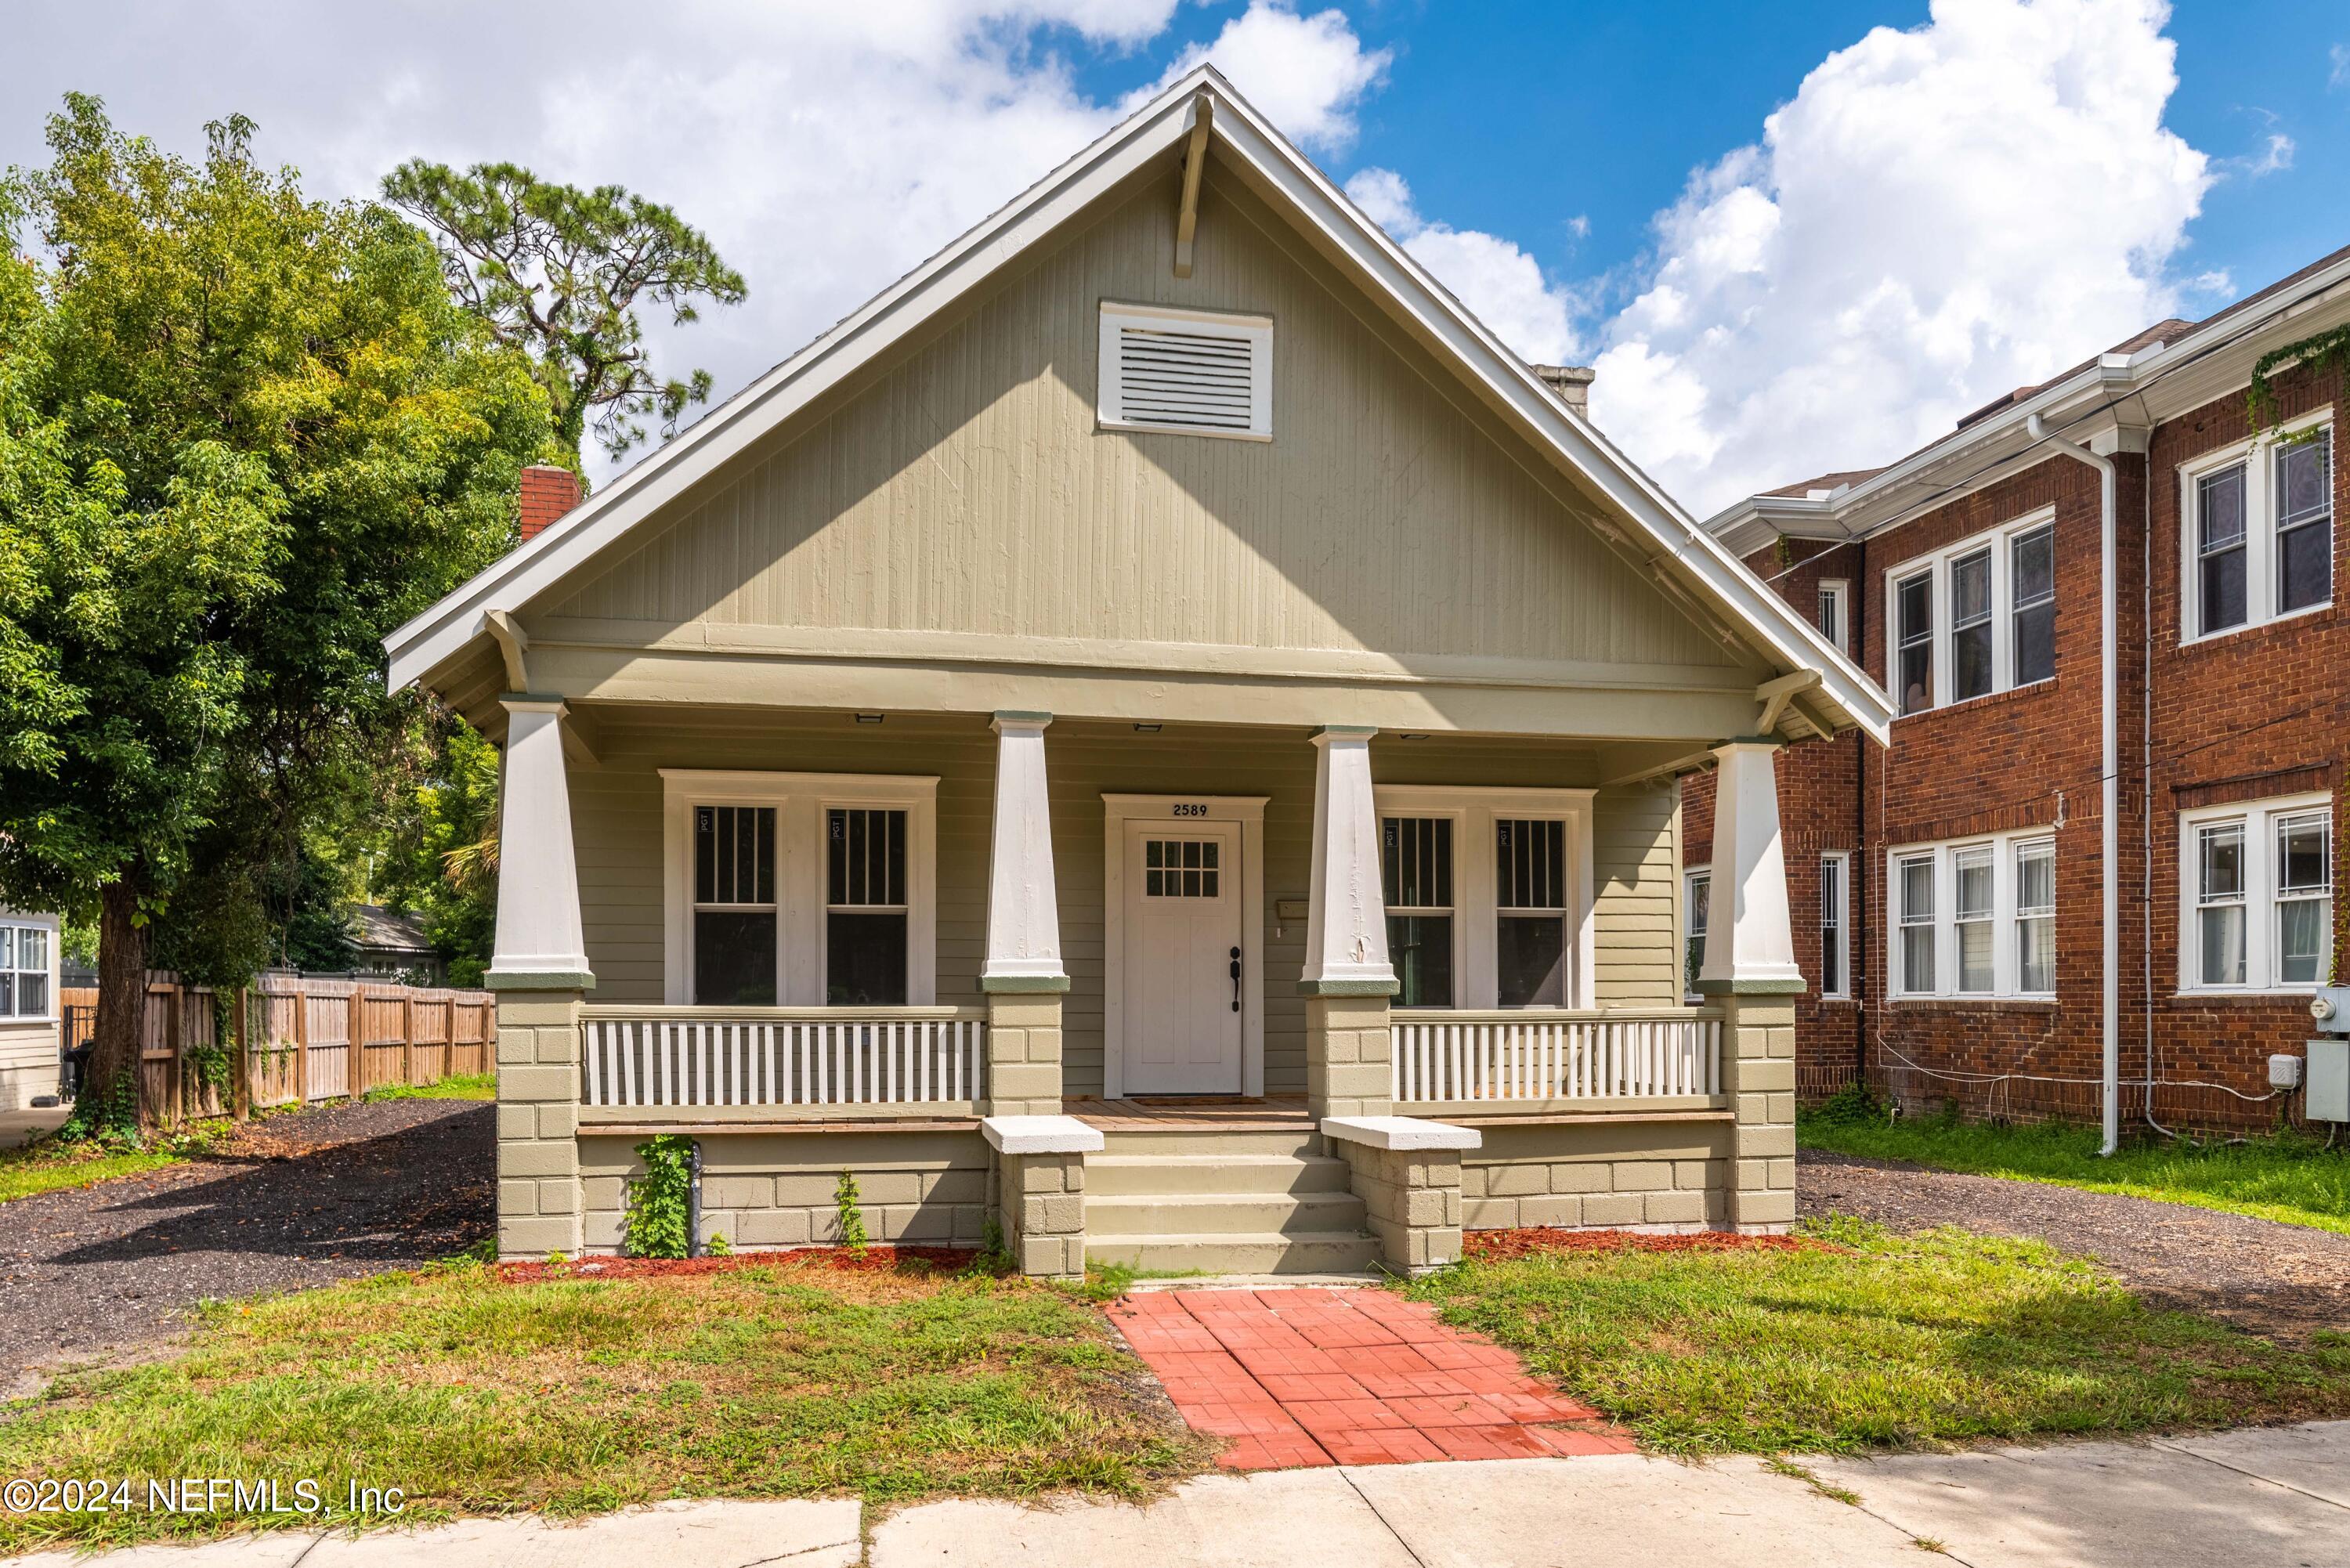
[2027,415,2119,1155]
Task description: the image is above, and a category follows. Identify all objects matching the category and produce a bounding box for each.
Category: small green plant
[625,1134,696,1259]
[57,1071,143,1147]
[834,1170,870,1255]
[1808,1080,1887,1128]
[544,1249,569,1268]
[704,1231,732,1257]
[973,1214,1014,1275]
[183,1040,233,1095]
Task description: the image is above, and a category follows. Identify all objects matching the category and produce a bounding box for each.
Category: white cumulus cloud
[1590,0,2214,515]
[1343,168,1582,365]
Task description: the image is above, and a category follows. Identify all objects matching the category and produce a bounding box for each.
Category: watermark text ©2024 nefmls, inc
[3,1477,407,1517]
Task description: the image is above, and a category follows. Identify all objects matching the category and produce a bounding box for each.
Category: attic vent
[1097,302,1273,441]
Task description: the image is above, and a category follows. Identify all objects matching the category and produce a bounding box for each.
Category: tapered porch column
[1300,725,1397,1119]
[1696,739,1800,1234]
[487,696,594,1259]
[980,713,1068,1117]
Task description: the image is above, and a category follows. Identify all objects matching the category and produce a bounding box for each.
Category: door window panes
[694,805,777,1005]
[1382,816,1455,1007]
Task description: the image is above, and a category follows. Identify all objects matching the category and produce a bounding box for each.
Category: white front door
[1120,820,1244,1095]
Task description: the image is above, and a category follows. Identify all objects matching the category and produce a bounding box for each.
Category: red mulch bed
[496,1244,985,1284]
[1463,1227,1823,1262]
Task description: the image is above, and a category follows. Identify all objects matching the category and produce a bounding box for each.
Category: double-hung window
[1889,833,2057,999]
[1383,815,1455,1009]
[1819,852,1849,999]
[1684,869,1711,1001]
[664,772,938,1007]
[1886,511,2059,712]
[1495,818,1567,1006]
[2182,414,2334,641]
[1818,580,1849,652]
[0,919,52,1020]
[2181,793,2331,991]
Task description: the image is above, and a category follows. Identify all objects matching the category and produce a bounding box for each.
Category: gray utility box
[2312,1039,2350,1124]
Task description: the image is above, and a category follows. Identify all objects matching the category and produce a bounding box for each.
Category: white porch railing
[1390,1008,1722,1103]
[577,1006,988,1108]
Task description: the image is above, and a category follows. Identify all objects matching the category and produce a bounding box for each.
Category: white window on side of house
[1375,787,1596,1010]
[1820,851,1849,999]
[0,922,52,1020]
[1817,580,1849,652]
[1097,302,1273,441]
[1885,508,2059,714]
[1684,868,1710,1002]
[1888,831,2057,1000]
[2180,412,2334,643]
[1383,815,1456,1010]
[2178,793,2332,992]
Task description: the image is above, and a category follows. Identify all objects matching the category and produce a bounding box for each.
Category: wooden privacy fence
[62,972,495,1124]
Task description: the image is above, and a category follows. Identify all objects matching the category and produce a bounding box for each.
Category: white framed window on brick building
[1887,831,2058,1000]
[1376,786,1596,1011]
[2178,792,2332,992]
[1885,508,2059,714]
[661,771,938,1007]
[2180,411,2333,641]
[1683,866,1710,1002]
[1820,851,1850,999]
[1817,580,1849,652]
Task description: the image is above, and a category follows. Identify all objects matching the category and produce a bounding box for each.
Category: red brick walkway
[1106,1286,1635,1470]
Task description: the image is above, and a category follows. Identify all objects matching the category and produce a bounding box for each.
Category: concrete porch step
[1094,1128,1324,1159]
[1086,1230,1383,1275]
[1086,1190,1368,1236]
[1086,1151,1354,1196]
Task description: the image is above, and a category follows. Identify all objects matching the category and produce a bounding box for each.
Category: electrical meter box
[2311,1039,2350,1124]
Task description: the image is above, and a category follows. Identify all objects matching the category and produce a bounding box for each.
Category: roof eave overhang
[388,66,1894,746]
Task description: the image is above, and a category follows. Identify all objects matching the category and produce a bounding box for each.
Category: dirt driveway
[1801,1147,2350,1343]
[0,1100,492,1392]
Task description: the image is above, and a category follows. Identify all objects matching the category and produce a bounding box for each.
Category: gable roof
[385,66,1893,745]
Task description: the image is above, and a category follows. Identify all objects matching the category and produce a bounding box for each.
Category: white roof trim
[385,66,1893,744]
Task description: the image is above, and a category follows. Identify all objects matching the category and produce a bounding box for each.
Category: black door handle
[1230,946,1242,1011]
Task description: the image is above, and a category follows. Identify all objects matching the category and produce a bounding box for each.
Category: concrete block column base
[494,988,587,1259]
[1323,1117,1479,1275]
[983,989,1065,1116]
[1719,993,1798,1234]
[983,1115,1099,1279]
[1305,993,1394,1121]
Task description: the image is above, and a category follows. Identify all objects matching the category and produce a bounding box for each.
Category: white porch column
[1696,740,1802,995]
[489,697,592,988]
[1300,725,1394,992]
[980,712,1065,991]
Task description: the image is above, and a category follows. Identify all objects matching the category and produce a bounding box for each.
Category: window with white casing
[1819,852,1849,999]
[1888,832,2058,1000]
[1817,580,1849,653]
[1885,509,2059,714]
[2180,412,2334,642]
[1097,302,1273,441]
[2180,793,2332,992]
[662,772,938,1008]
[1377,786,1595,1011]
[0,919,52,1020]
[1683,868,1710,1002]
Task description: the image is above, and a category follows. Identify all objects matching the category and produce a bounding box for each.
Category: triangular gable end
[384,66,1892,745]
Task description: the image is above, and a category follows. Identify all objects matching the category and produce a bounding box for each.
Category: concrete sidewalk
[5,1422,2343,1568]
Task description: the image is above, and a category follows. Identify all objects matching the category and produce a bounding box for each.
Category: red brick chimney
[518,465,583,542]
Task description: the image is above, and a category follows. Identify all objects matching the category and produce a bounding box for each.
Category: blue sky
[11,1,2345,511]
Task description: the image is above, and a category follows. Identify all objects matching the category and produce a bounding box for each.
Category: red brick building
[1681,247,2350,1133]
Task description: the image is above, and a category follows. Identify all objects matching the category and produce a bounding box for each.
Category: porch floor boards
[1070,1096,1314,1132]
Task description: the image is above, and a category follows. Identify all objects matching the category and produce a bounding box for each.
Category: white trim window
[2180,412,2334,641]
[1097,302,1274,441]
[2180,793,2332,992]
[1683,867,1711,1002]
[0,919,53,1020]
[1819,851,1849,999]
[1817,580,1849,652]
[1885,510,2059,714]
[661,771,938,1007]
[1376,786,1597,1010]
[1887,832,2058,999]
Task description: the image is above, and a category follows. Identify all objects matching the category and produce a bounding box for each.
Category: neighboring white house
[0,909,62,1110]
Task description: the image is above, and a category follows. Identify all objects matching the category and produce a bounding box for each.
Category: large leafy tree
[0,96,549,1126]
[381,161,746,463]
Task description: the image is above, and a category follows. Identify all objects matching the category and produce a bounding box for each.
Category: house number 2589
[1170,803,1209,817]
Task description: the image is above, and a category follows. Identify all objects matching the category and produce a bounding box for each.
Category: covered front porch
[486,701,1801,1275]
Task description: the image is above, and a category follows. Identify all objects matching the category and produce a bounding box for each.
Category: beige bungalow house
[385,67,1892,1275]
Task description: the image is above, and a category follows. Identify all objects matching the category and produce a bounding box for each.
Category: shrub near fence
[57,972,495,1125]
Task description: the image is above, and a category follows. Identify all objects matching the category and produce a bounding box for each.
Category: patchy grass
[363,1071,497,1104]
[1407,1216,2350,1457]
[0,1143,184,1205]
[1799,1090,2350,1236]
[0,1255,1207,1552]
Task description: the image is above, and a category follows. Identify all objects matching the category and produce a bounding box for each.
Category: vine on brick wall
[2337,772,2348,988]
[2246,324,2350,436]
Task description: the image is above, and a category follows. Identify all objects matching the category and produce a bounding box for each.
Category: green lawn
[364,1071,497,1103]
[1799,1101,2350,1236]
[0,1256,1206,1553]
[1410,1219,2350,1456]
[0,1143,185,1205]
